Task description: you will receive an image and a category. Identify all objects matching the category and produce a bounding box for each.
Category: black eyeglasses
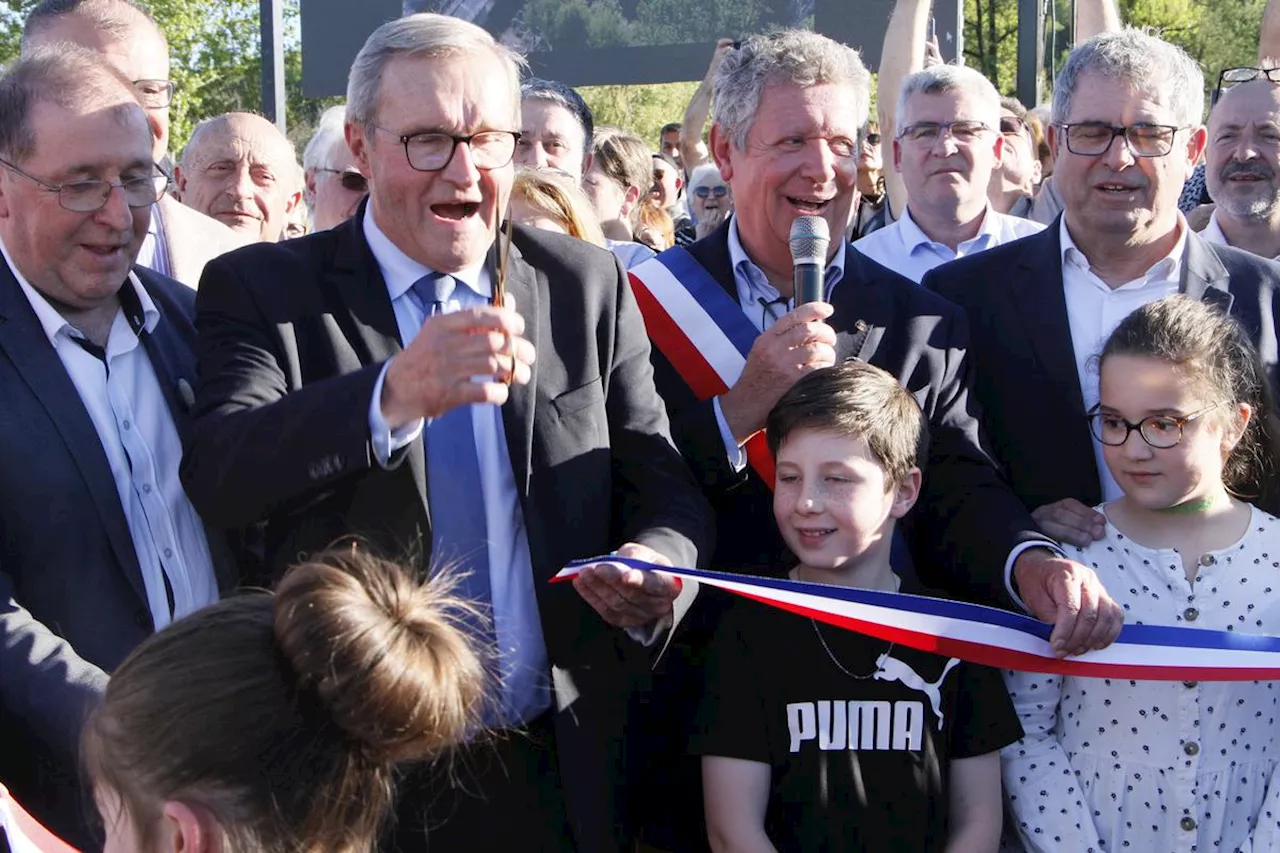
[1087,402,1225,449]
[316,168,368,193]
[373,127,521,172]
[999,116,1028,136]
[1219,67,1280,90]
[897,120,992,145]
[1058,122,1187,158]
[0,157,168,212]
[132,79,176,109]
[693,185,729,198]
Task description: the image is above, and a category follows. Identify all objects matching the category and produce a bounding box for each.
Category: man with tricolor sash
[629,28,1124,652]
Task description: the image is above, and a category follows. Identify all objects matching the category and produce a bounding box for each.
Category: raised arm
[1262,0,1280,61]
[1074,0,1121,43]
[877,0,931,219]
[681,39,736,174]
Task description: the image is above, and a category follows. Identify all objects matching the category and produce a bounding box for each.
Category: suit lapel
[0,261,150,604]
[327,213,429,510]
[499,241,537,495]
[686,220,744,302]
[1009,224,1088,415]
[1181,231,1236,313]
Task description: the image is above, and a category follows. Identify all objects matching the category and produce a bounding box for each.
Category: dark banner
[301,0,962,97]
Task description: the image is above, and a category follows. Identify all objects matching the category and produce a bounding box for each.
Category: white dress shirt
[0,237,217,630]
[1060,217,1184,501]
[135,202,171,278]
[852,204,1044,283]
[361,208,550,726]
[1200,210,1280,261]
[711,215,848,469]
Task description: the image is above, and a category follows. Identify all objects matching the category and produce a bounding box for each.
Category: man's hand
[1031,498,1106,547]
[708,37,737,78]
[572,543,680,629]
[923,33,944,67]
[380,300,535,428]
[1013,548,1124,657]
[719,301,836,443]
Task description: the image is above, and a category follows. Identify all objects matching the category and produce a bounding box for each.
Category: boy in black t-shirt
[692,362,1022,853]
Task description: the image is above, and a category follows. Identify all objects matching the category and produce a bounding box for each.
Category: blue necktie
[411,273,496,650]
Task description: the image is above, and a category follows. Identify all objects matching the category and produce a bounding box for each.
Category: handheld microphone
[789,215,830,305]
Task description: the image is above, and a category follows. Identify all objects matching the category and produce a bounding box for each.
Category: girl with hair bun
[84,547,489,853]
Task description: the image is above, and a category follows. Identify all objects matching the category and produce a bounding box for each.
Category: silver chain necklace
[810,618,895,681]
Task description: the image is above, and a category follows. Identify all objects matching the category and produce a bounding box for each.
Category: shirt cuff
[625,611,675,647]
[1004,539,1068,613]
[712,395,748,473]
[368,361,424,469]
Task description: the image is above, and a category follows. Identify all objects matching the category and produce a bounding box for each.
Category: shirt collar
[1201,211,1229,248]
[362,205,489,301]
[726,213,847,300]
[1058,214,1187,286]
[0,233,160,345]
[897,204,999,255]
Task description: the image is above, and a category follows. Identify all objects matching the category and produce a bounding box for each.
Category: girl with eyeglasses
[1001,295,1280,852]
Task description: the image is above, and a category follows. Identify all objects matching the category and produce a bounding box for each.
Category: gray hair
[712,29,870,150]
[347,13,525,131]
[0,43,137,161]
[1051,28,1204,128]
[303,103,349,173]
[688,162,726,192]
[22,0,166,55]
[895,64,1003,130]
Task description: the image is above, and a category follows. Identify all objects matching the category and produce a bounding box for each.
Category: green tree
[580,81,699,147]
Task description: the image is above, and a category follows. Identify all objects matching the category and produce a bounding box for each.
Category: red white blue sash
[555,557,1280,680]
[0,786,78,853]
[628,249,776,485]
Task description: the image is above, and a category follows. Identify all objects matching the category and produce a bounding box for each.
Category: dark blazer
[180,212,713,852]
[647,222,1044,605]
[924,218,1280,512]
[0,261,241,849]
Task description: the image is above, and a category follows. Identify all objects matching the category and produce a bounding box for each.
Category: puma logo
[873,654,961,729]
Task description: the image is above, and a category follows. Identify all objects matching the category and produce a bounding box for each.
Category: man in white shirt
[1202,72,1280,261]
[0,47,238,848]
[23,0,246,288]
[926,29,1280,550]
[854,65,1043,283]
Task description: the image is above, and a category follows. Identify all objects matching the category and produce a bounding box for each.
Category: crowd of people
[5,0,1280,851]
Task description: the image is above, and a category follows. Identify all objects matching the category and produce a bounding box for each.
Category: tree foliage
[580,81,699,147]
[964,0,1269,116]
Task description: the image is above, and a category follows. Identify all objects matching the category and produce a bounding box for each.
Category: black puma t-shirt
[690,593,1022,852]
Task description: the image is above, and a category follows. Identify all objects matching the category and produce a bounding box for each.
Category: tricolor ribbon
[0,785,79,853]
[628,249,776,485]
[554,557,1280,681]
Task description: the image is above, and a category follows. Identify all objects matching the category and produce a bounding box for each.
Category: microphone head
[789,215,830,266]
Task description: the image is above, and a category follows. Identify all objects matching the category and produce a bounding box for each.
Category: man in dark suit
[0,49,241,848]
[180,13,712,853]
[631,29,1120,852]
[925,28,1280,547]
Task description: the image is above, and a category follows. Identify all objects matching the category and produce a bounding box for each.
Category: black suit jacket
[181,212,713,852]
[924,218,1280,512]
[0,261,241,848]
[647,223,1043,605]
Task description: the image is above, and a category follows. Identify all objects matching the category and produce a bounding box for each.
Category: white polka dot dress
[1001,506,1280,853]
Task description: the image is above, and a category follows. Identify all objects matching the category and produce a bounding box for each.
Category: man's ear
[285,188,303,214]
[580,151,593,180]
[709,121,734,182]
[345,121,371,179]
[1047,123,1061,162]
[892,139,903,174]
[621,184,641,217]
[889,467,922,519]
[173,165,186,201]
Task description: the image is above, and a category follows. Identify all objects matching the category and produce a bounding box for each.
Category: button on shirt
[0,238,217,630]
[852,204,1044,283]
[712,215,847,469]
[1200,210,1280,261]
[362,209,550,726]
[1060,217,1185,501]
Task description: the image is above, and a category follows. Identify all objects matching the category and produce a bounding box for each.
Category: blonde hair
[512,167,606,246]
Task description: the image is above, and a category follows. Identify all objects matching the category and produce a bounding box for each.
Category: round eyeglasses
[1087,402,1226,449]
[0,157,169,212]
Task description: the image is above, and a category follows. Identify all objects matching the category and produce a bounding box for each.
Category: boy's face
[773,429,918,573]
